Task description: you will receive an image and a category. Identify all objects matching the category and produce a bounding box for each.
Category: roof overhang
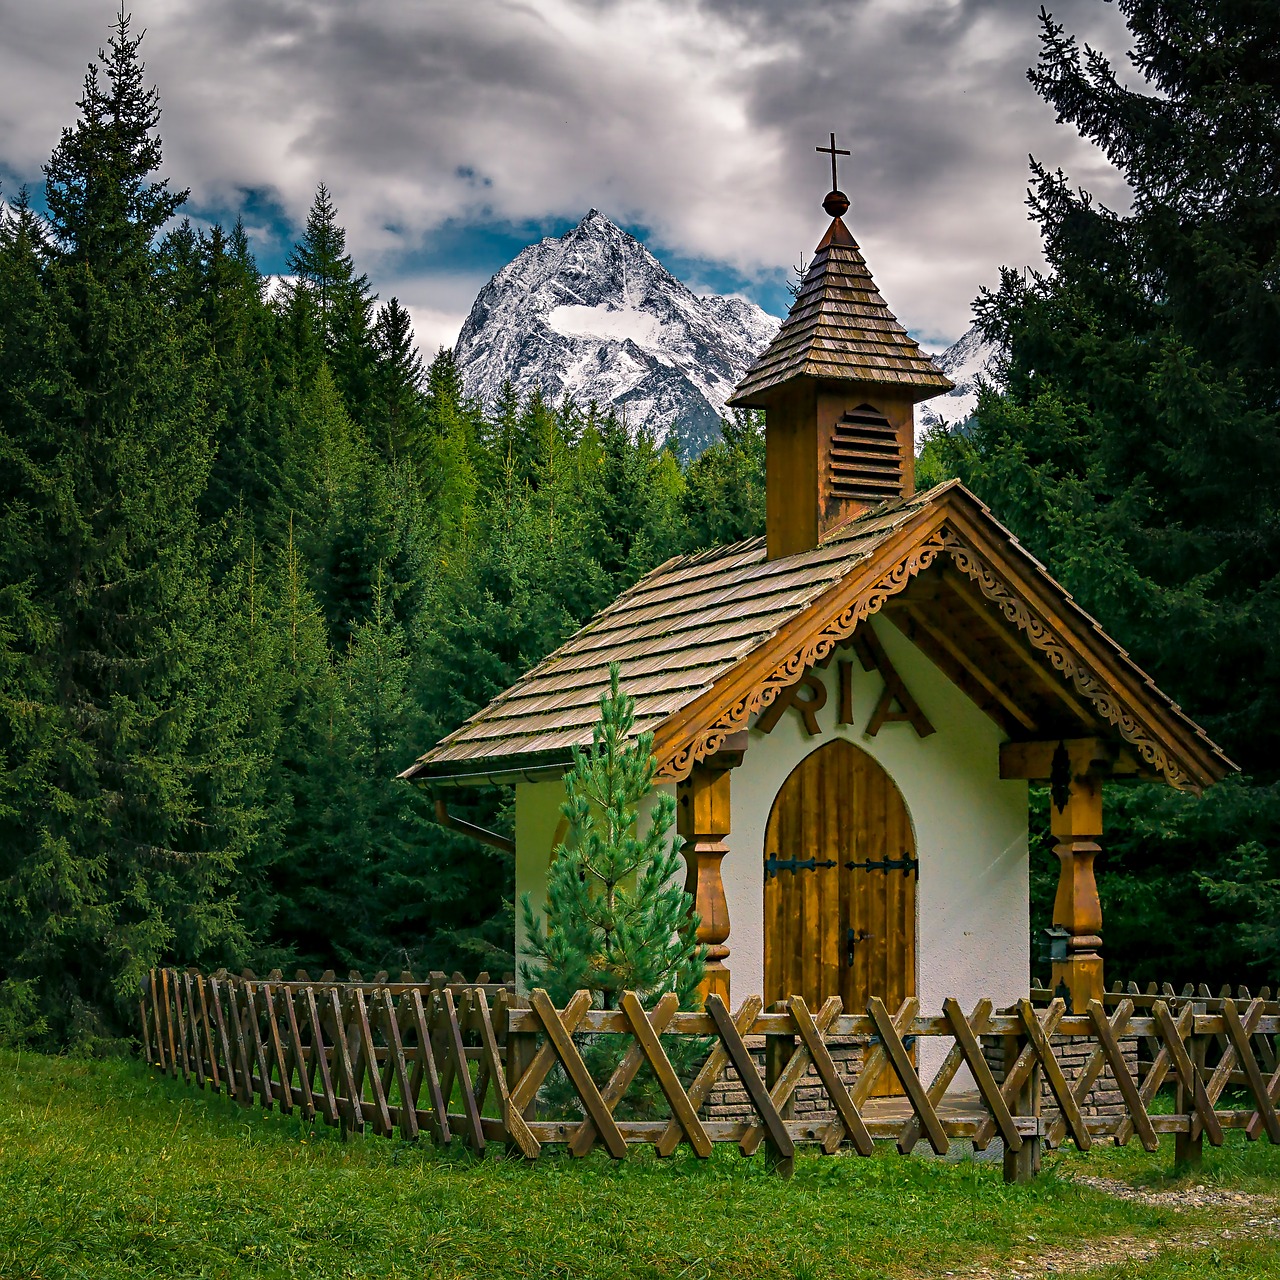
[645,485,1234,792]
[726,372,952,414]
[401,754,570,789]
[403,482,1235,795]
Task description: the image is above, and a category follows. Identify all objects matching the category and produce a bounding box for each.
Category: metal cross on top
[816,132,851,191]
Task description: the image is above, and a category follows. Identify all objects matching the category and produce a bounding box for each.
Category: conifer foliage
[943,0,1280,984]
[0,15,762,1045]
[520,665,705,1010]
[0,13,244,1045]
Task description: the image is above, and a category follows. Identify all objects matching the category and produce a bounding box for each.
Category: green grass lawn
[2,1049,1278,1279]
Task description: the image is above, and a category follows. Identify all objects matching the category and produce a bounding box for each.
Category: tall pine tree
[681,411,766,550]
[944,0,1280,983]
[284,184,379,418]
[0,15,250,1042]
[371,297,428,466]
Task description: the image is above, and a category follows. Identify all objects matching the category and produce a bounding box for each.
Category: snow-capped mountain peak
[454,211,779,456]
[916,324,1004,433]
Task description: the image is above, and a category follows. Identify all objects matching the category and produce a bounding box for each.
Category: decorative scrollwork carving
[656,528,957,781]
[656,523,1196,792]
[942,543,1193,790]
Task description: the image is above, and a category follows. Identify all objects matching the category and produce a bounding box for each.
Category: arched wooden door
[764,739,916,1088]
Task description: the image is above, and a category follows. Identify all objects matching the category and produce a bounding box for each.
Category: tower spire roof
[728,179,953,408]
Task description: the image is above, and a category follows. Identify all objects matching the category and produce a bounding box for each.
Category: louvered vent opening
[829,404,902,501]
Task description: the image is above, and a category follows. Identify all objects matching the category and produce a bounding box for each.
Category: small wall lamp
[1040,924,1071,966]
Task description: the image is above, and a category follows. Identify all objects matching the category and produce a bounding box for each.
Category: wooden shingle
[727,217,953,408]
[402,495,933,779]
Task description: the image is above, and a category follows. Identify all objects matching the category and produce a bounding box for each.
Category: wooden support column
[677,762,736,1005]
[1049,761,1105,1014]
[1175,1008,1207,1171]
[1001,739,1119,1013]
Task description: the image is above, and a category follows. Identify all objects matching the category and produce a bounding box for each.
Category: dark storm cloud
[0,0,1136,347]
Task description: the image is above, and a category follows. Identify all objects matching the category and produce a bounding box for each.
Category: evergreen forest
[2,1,1278,1048]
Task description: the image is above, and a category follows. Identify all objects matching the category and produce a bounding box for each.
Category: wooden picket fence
[140,968,1280,1182]
[1036,979,1279,1015]
[140,967,515,1150]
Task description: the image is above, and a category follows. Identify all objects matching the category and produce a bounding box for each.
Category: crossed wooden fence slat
[142,967,514,1145]
[141,969,1280,1183]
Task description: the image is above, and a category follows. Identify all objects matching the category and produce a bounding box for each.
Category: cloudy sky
[0,0,1137,352]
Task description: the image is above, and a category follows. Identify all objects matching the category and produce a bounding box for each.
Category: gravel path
[925,1176,1279,1278]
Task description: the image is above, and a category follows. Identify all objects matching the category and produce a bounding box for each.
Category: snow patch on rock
[916,324,1005,435]
[548,303,663,347]
[455,209,780,457]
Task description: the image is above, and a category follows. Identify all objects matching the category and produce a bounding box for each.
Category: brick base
[700,1029,1139,1139]
[703,1036,877,1121]
[982,1032,1138,1138]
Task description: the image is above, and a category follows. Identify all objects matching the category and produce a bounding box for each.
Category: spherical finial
[823,189,850,218]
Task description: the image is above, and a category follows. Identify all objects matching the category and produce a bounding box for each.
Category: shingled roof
[727,217,953,408]
[406,497,932,779]
[402,481,1233,793]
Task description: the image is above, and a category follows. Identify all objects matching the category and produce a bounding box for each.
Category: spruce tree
[267,520,352,969]
[521,664,704,1010]
[371,297,428,465]
[0,15,248,1040]
[0,191,61,1043]
[280,364,405,649]
[285,184,378,417]
[944,0,1280,983]
[197,219,288,534]
[286,184,364,331]
[481,378,523,502]
[339,569,444,972]
[681,411,766,550]
[581,412,683,588]
[515,386,560,494]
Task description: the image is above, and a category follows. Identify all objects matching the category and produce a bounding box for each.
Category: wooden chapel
[402,160,1233,1033]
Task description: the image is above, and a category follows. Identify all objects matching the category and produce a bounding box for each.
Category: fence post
[1175,996,1206,1171]
[1003,1030,1042,1184]
[764,1001,797,1177]
[504,993,537,1158]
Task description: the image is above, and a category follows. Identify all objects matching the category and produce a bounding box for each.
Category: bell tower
[727,137,953,560]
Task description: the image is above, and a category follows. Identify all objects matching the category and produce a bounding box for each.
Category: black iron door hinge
[845,854,918,876]
[765,855,838,879]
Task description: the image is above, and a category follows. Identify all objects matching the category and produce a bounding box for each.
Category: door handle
[846,928,872,968]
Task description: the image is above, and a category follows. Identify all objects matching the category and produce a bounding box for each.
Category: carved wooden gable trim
[653,521,1210,792]
[940,534,1198,790]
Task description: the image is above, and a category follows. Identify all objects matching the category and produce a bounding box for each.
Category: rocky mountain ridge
[454,210,779,456]
[916,324,1003,433]
[453,209,999,452]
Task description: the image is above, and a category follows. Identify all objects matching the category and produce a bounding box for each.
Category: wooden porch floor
[862,1089,985,1122]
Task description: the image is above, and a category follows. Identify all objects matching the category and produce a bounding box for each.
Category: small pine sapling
[521,663,705,1011]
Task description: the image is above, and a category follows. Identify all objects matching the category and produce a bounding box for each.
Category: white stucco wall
[513,777,565,977]
[512,616,1030,1062]
[724,616,1029,1034]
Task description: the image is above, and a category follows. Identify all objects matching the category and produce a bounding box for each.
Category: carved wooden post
[678,763,734,1005]
[1049,762,1105,1014]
